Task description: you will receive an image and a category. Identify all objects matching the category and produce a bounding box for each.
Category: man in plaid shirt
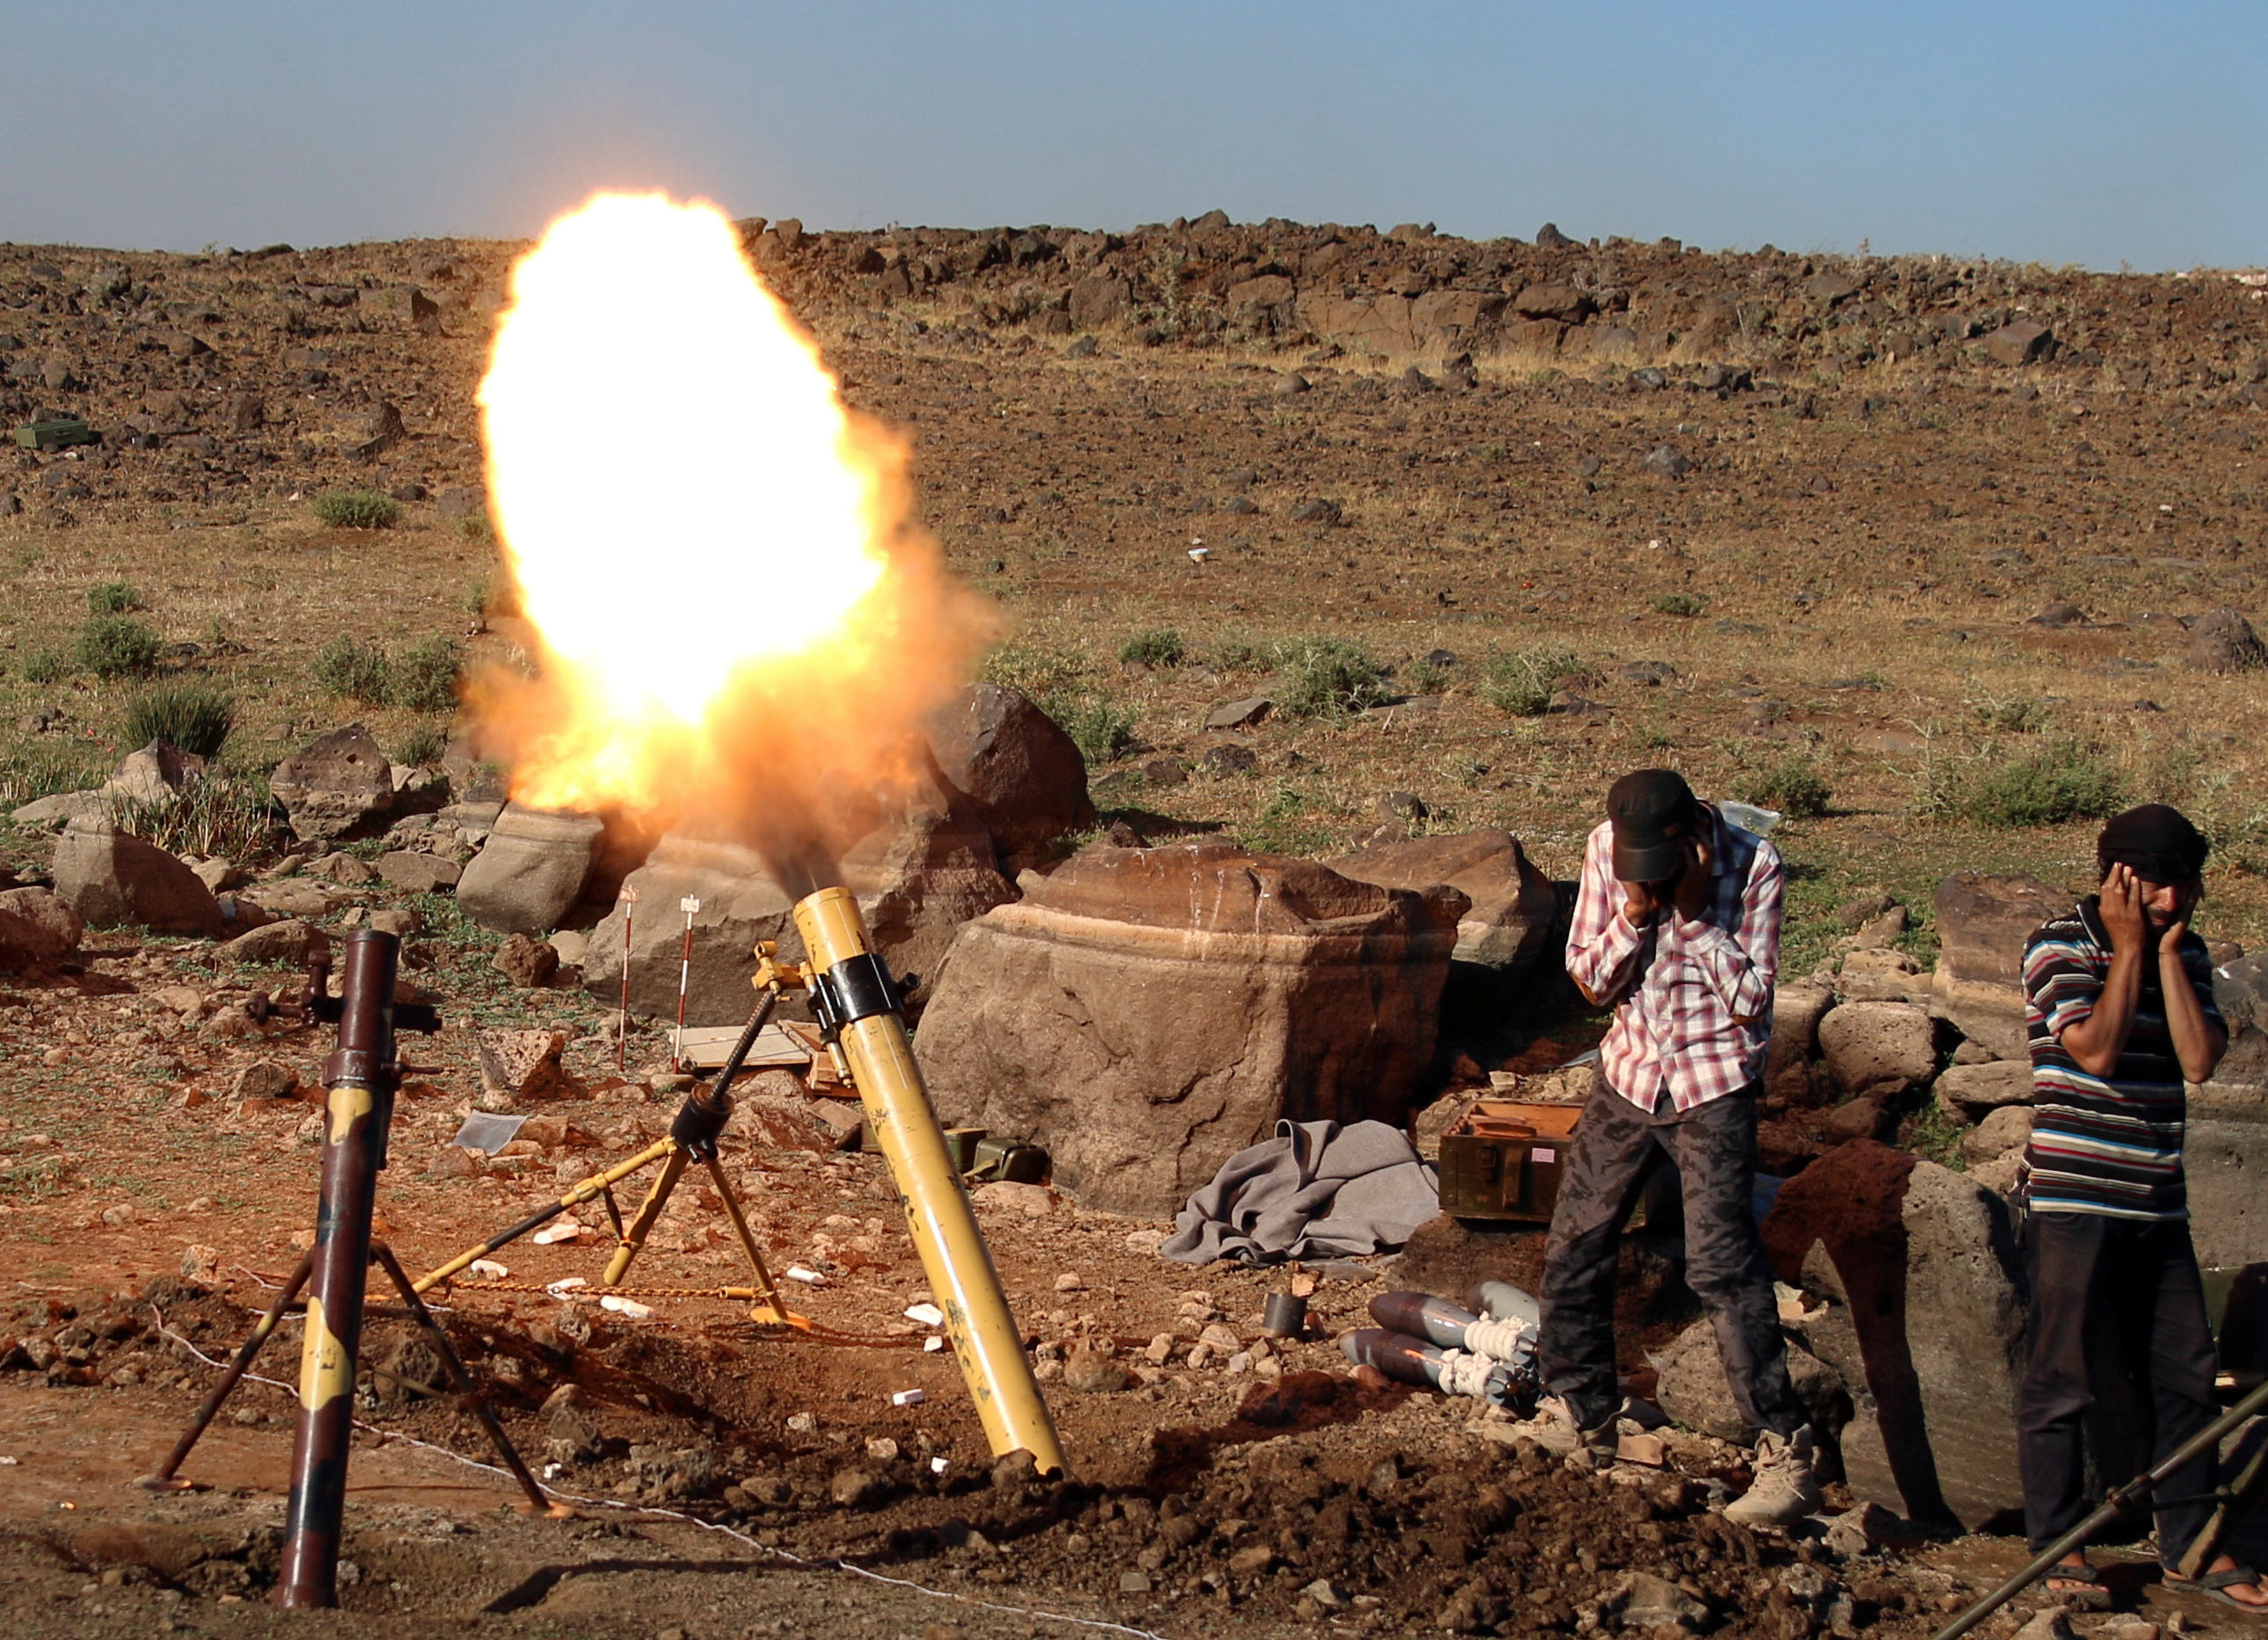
[1533,769,1818,1525]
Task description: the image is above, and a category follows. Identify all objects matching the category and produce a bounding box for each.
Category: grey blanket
[1159,1119,1440,1266]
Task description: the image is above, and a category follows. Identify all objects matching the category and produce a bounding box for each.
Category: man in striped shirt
[2016,805,2257,1610]
[1536,769,1817,1526]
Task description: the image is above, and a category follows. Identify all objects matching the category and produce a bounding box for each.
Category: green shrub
[122,684,235,757]
[1055,697,1138,766]
[1208,636,1269,674]
[391,636,463,714]
[1739,757,1831,819]
[979,640,1087,703]
[105,778,279,863]
[312,491,401,530]
[1654,591,1708,617]
[1970,695,2051,734]
[313,637,391,703]
[1118,629,1187,668]
[76,616,162,678]
[394,720,449,767]
[1275,637,1390,719]
[1477,645,1583,716]
[1957,741,2123,828]
[87,582,144,614]
[1402,659,1452,696]
[21,648,69,684]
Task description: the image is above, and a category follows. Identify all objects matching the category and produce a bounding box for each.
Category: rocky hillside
[4,213,2264,526]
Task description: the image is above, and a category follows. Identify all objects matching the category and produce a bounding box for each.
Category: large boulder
[583,783,1015,1025]
[1765,979,1835,1106]
[50,815,227,936]
[455,805,604,935]
[2187,955,2268,1266]
[101,741,206,807]
[1765,1142,2026,1533]
[1935,1059,2033,1116]
[1651,1317,1848,1446]
[1329,828,1559,984]
[927,684,1094,863]
[915,840,1464,1216]
[0,886,83,968]
[1817,1001,1938,1097]
[1932,872,2062,1059]
[269,725,395,842]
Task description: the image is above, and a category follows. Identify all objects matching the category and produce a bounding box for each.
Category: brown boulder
[477,1029,571,1105]
[217,918,329,967]
[101,741,206,807]
[915,840,1463,1216]
[455,805,604,934]
[0,886,83,968]
[270,725,394,842]
[2186,607,2267,674]
[1766,1142,2026,1532]
[1932,871,2062,1058]
[51,816,227,936]
[1329,828,1559,980]
[927,684,1094,862]
[493,932,560,989]
[1512,283,1595,323]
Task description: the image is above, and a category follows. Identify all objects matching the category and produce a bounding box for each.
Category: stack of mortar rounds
[1340,1282,1542,1409]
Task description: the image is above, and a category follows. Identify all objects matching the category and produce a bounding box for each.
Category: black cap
[1607,769,1698,884]
[2098,803,2209,885]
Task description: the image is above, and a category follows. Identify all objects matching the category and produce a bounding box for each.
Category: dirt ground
[4,220,2268,1635]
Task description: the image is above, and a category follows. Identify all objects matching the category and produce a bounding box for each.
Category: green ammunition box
[1437,1100,1582,1223]
[13,418,96,451]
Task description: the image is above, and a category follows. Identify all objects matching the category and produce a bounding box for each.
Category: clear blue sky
[2,1,2260,270]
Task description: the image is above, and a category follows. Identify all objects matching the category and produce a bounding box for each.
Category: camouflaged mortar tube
[791,886,1067,1477]
[274,931,401,1609]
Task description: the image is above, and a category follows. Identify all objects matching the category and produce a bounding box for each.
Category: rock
[368,907,419,938]
[1837,947,1927,1001]
[1287,497,1343,525]
[1822,1500,1900,1557]
[101,741,206,806]
[1641,444,1691,479]
[1983,319,2054,365]
[1766,1143,2026,1532]
[2186,607,2267,673]
[1766,980,1834,1104]
[548,928,588,967]
[2012,1610,2077,1640]
[8,790,102,830]
[269,726,394,842]
[455,805,604,935]
[1609,1571,1708,1630]
[2029,601,2087,628]
[917,840,1463,1216]
[190,858,245,894]
[476,1029,571,1104]
[1932,872,2062,1057]
[307,850,376,885]
[927,684,1095,861]
[493,932,560,988]
[246,879,333,920]
[231,1062,298,1102]
[829,1467,890,1509]
[375,851,462,893]
[217,919,329,966]
[50,816,227,936]
[1936,1060,2033,1114]
[1821,1096,1890,1143]
[0,886,83,968]
[1963,1104,2033,1166]
[1063,1348,1131,1393]
[1330,829,1560,993]
[1511,283,1593,322]
[1205,697,1274,731]
[1201,742,1260,777]
[1654,1316,1845,1443]
[1817,1001,1937,1097]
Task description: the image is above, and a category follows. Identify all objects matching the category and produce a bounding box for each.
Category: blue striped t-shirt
[2021,896,2220,1221]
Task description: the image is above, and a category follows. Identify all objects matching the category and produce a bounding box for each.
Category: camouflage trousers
[1538,1072,1804,1437]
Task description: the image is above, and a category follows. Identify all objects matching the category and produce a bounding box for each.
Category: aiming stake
[674,896,701,1067]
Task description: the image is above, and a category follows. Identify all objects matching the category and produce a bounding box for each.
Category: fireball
[474,191,986,875]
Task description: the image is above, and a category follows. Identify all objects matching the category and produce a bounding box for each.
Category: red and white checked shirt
[1564,806,1783,1114]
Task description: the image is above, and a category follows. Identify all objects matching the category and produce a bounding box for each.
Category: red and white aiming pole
[673,896,701,1069]
[617,884,638,1073]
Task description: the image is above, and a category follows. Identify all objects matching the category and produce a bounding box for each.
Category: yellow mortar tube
[792,885,1067,1477]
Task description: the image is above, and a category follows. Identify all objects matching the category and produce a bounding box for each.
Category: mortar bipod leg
[141,1251,316,1492]
[369,1244,567,1519]
[602,1146,690,1287]
[698,1154,801,1328]
[412,1139,676,1295]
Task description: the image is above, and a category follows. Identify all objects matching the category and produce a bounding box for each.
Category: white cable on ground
[148,1308,1170,1640]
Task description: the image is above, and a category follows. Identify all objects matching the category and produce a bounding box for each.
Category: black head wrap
[2096,804,2209,885]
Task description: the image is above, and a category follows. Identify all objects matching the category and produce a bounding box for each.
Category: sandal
[2163,1564,2268,1615]
[2040,1559,2113,1612]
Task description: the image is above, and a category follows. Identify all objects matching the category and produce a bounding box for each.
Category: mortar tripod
[409,983,806,1328]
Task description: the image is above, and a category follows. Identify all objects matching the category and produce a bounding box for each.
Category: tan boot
[1725,1425,1823,1528]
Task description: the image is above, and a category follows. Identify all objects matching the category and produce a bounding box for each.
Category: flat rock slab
[377,850,464,892]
